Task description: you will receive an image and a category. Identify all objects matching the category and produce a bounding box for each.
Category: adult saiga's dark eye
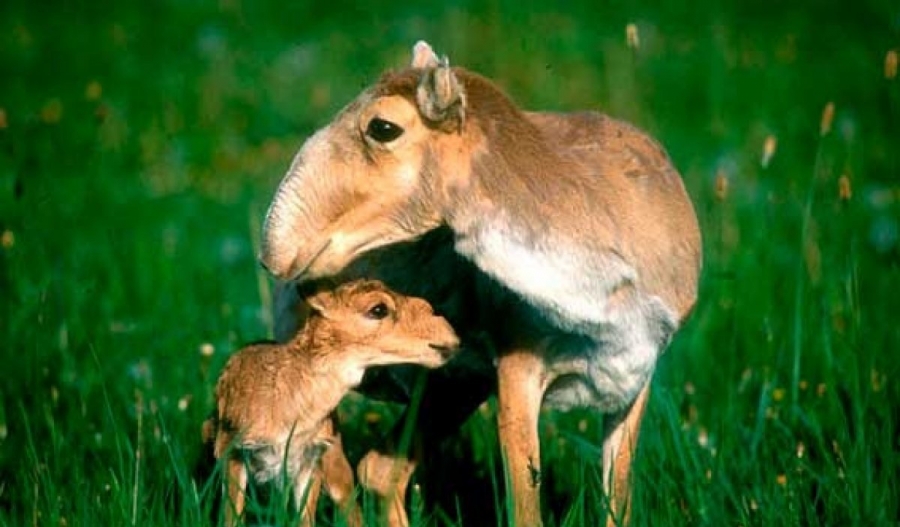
[366,117,404,143]
[366,302,390,320]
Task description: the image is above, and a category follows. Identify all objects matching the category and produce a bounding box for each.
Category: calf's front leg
[296,471,322,527]
[497,350,548,527]
[225,457,248,527]
[357,448,418,527]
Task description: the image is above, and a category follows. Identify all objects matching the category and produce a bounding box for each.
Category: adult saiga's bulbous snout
[259,131,341,282]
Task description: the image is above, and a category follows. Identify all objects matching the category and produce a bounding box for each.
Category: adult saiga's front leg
[497,350,548,527]
[601,382,650,527]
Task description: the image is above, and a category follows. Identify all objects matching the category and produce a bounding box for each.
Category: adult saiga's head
[260,41,470,281]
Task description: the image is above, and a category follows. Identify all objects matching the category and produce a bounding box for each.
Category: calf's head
[260,41,469,281]
[307,279,460,369]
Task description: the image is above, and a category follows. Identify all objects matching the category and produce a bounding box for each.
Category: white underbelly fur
[241,433,327,496]
[460,220,677,413]
[540,290,675,412]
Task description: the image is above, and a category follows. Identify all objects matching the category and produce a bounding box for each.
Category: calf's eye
[366,302,390,320]
[366,118,404,143]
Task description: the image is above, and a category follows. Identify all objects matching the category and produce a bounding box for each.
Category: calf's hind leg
[601,382,650,527]
[296,417,362,527]
[357,367,494,527]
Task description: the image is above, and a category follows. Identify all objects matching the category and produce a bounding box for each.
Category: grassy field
[2,0,899,525]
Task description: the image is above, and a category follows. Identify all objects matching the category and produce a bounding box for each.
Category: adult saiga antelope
[260,41,701,526]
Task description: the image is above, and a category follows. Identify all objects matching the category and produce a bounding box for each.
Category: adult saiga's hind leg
[601,382,650,527]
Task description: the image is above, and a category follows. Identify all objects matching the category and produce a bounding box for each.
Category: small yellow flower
[886,49,898,80]
[820,102,835,136]
[871,369,885,392]
[838,175,852,201]
[776,474,787,486]
[771,388,785,402]
[697,428,709,448]
[626,23,640,50]
[714,170,729,201]
[41,98,63,124]
[761,135,777,168]
[85,80,103,101]
[1,230,13,249]
[199,342,215,357]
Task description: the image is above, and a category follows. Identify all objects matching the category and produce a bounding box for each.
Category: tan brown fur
[261,41,702,527]
[370,68,699,317]
[209,279,458,527]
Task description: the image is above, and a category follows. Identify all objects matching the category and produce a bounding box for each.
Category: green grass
[2,0,899,525]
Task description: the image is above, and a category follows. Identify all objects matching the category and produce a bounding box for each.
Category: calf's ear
[306,292,332,318]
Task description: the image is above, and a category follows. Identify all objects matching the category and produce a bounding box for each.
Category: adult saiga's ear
[410,40,441,68]
[416,55,466,132]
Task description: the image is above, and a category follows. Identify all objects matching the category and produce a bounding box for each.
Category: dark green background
[1,1,898,525]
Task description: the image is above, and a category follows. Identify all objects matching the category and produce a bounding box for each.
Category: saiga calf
[207,279,460,527]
